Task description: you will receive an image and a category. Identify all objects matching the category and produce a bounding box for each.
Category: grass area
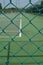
[0,13,43,65]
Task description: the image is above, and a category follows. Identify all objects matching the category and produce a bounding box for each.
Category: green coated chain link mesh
[0,0,43,65]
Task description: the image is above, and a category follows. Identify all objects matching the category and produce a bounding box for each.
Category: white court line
[19,14,22,37]
[0,31,19,38]
[19,19,22,37]
[0,31,18,32]
[0,36,9,38]
[0,30,20,38]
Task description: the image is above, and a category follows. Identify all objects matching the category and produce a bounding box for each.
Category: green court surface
[0,13,43,65]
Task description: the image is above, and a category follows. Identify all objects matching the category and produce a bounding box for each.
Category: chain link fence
[0,0,43,65]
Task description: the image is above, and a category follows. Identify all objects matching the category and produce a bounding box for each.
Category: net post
[6,42,10,65]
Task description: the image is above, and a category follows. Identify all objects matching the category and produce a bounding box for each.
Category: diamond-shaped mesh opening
[10,41,20,54]
[0,0,43,65]
[23,24,38,38]
[24,42,37,55]
[13,14,29,28]
[0,15,10,28]
[32,16,43,29]
[5,23,19,36]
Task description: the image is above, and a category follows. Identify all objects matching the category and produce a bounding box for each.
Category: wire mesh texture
[0,0,43,65]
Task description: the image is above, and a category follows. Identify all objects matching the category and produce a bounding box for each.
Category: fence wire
[0,0,43,65]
